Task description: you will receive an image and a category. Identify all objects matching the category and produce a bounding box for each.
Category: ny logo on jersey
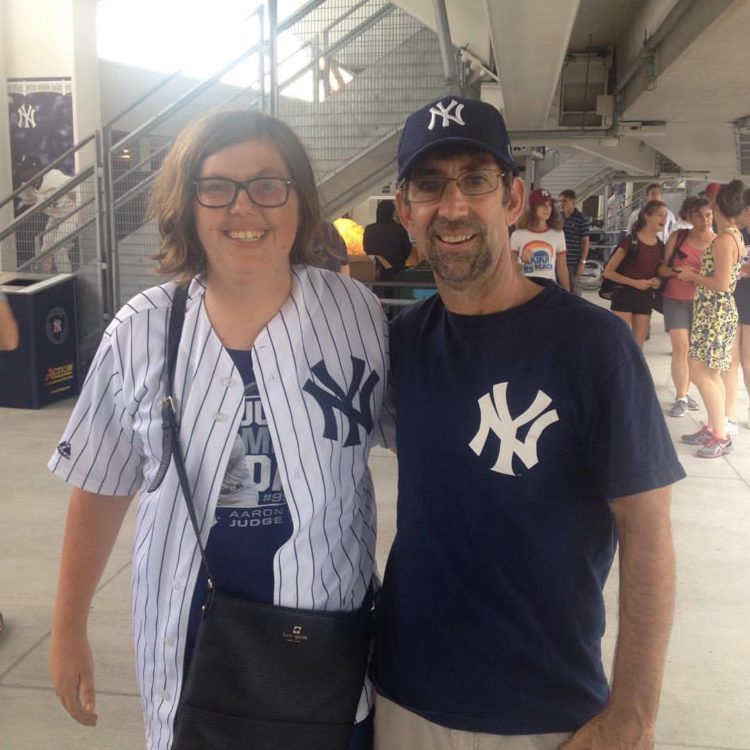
[468,382,559,476]
[303,357,380,447]
[428,99,465,130]
[17,104,37,129]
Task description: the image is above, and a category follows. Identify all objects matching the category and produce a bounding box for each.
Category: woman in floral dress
[679,180,745,458]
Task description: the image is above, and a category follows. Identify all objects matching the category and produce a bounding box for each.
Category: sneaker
[680,425,713,445]
[696,436,732,458]
[726,419,738,436]
[668,399,689,417]
[686,395,699,411]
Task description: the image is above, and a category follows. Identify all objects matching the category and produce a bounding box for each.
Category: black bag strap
[147,283,215,589]
[666,229,688,267]
[607,233,636,272]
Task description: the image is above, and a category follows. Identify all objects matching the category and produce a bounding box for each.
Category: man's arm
[580,234,590,262]
[561,485,675,749]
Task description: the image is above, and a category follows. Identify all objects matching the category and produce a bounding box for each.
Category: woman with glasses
[48,110,390,750]
[658,196,715,417]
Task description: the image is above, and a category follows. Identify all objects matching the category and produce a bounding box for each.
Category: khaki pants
[374,694,573,750]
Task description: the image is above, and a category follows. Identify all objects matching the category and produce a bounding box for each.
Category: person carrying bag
[48,110,392,750]
[160,284,373,750]
[601,200,667,349]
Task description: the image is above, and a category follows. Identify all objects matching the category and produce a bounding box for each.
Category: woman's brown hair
[151,110,323,279]
[516,201,563,231]
[714,179,746,219]
[633,200,667,233]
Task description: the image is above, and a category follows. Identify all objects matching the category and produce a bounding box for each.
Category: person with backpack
[658,196,715,417]
[602,200,668,348]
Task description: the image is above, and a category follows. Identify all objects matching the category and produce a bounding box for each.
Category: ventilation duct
[559,53,609,129]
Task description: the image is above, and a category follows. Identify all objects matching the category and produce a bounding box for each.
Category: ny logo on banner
[303,357,380,447]
[428,99,465,130]
[17,104,37,129]
[469,382,559,476]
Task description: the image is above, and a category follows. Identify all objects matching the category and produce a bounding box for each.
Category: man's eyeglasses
[403,169,506,204]
[193,176,296,209]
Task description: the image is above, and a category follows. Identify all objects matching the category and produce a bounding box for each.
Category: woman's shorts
[610,285,653,316]
[662,297,693,331]
[735,278,750,326]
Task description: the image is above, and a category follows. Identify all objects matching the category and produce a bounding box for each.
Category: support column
[0,7,13,269]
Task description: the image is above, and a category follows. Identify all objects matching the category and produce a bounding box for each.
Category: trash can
[0,272,80,409]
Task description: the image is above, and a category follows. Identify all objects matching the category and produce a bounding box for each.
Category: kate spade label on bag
[283,625,309,645]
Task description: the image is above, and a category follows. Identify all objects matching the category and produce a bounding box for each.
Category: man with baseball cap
[372,96,684,749]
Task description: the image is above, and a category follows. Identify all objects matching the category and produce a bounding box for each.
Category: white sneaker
[726,418,738,436]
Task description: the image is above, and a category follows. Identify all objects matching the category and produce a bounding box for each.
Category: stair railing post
[258,4,266,111]
[100,124,118,318]
[94,130,111,326]
[269,0,279,116]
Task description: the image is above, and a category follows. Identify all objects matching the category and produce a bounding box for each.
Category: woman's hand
[647,277,662,289]
[633,278,653,291]
[673,267,697,284]
[50,629,98,726]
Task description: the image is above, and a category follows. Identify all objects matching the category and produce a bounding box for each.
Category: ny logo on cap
[428,99,465,130]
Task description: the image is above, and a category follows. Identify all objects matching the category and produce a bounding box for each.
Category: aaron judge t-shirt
[185,348,293,668]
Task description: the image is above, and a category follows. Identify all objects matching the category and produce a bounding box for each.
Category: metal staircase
[0,0,447,360]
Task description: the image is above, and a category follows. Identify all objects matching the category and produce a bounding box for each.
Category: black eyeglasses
[193,176,296,208]
[402,169,506,204]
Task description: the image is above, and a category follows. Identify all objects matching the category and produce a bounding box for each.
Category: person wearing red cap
[704,182,722,201]
[511,188,569,288]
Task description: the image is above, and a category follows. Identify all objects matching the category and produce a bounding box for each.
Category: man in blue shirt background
[558,189,591,295]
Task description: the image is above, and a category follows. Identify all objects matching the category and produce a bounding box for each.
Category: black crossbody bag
[152,285,372,750]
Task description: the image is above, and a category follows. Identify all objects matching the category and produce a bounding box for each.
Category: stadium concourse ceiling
[395,0,750,181]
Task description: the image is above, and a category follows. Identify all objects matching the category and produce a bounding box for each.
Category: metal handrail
[109,38,266,152]
[278,4,395,92]
[1,0,431,335]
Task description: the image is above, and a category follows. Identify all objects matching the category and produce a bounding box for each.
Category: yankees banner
[8,77,75,216]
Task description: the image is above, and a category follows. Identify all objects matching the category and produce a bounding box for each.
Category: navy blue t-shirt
[373,282,684,734]
[185,349,293,667]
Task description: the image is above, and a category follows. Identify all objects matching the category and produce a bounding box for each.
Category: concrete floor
[1,291,748,749]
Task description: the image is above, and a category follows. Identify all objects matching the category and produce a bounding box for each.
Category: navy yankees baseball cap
[397,96,518,181]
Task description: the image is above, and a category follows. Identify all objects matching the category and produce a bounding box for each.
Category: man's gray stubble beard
[425,237,493,285]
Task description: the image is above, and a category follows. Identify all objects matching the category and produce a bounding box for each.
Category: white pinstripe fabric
[48,266,392,749]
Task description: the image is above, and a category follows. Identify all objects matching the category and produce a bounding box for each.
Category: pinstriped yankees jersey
[49,265,392,750]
